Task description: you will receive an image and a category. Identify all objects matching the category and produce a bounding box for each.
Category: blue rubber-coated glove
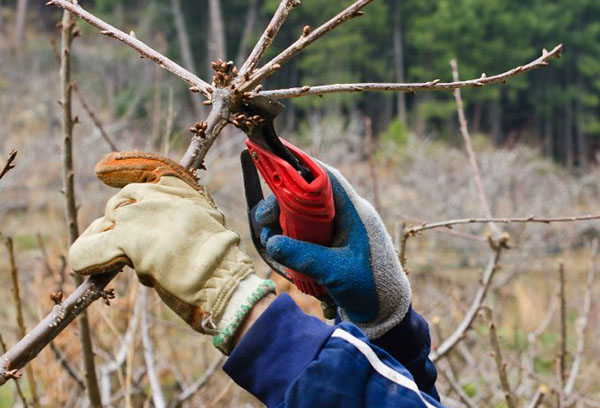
[255,163,411,339]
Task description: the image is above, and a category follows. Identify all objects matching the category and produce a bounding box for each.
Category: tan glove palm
[69,152,275,353]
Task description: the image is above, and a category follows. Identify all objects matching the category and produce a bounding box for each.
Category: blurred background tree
[4,0,597,167]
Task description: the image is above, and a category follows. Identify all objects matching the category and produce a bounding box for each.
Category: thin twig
[557,261,567,408]
[0,149,17,180]
[438,364,477,408]
[100,286,141,403]
[239,0,376,92]
[238,0,299,78]
[564,239,597,396]
[430,243,506,362]
[406,214,600,236]
[526,386,546,408]
[170,355,225,408]
[5,237,40,408]
[481,306,517,408]
[0,334,28,407]
[507,356,600,408]
[73,84,118,151]
[140,288,166,408]
[258,44,563,98]
[46,0,212,96]
[450,58,499,237]
[49,342,85,389]
[59,6,103,406]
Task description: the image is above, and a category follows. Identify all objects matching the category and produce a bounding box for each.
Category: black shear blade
[241,149,293,283]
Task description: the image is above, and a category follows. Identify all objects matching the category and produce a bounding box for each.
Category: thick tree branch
[0,149,17,180]
[46,0,212,97]
[238,0,299,78]
[239,0,375,92]
[0,334,28,407]
[258,44,562,99]
[0,271,118,386]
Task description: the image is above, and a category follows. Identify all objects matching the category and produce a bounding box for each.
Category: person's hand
[256,162,411,339]
[69,152,275,353]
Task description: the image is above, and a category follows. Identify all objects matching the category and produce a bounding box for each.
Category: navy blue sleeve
[224,295,444,408]
[223,294,335,407]
[372,306,440,400]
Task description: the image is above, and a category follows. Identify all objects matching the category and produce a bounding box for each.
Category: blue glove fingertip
[260,226,278,247]
[255,194,280,227]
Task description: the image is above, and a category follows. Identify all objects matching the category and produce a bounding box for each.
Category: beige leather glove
[69,152,275,353]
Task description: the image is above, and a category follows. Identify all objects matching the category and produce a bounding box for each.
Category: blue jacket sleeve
[223,294,444,408]
[372,306,440,400]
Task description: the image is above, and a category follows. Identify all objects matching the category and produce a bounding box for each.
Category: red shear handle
[245,138,335,297]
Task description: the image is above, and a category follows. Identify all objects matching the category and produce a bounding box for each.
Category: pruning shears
[238,96,338,319]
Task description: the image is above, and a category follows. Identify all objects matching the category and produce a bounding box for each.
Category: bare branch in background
[59,7,103,405]
[170,355,225,408]
[406,214,600,236]
[430,240,507,362]
[46,0,212,97]
[438,364,477,408]
[100,287,141,403]
[140,288,166,408]
[0,149,17,180]
[450,58,499,237]
[239,0,376,92]
[556,261,567,408]
[170,0,204,117]
[73,83,118,151]
[49,342,85,389]
[5,237,40,408]
[481,306,517,408]
[259,45,562,99]
[564,239,597,396]
[238,0,299,78]
[526,387,546,408]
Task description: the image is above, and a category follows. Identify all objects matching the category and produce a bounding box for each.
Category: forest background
[0,0,599,407]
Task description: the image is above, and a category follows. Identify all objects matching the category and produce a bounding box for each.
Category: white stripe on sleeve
[331,329,437,408]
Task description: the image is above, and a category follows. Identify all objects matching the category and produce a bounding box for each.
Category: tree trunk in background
[171,0,204,117]
[472,101,483,134]
[564,67,574,169]
[15,0,28,53]
[392,0,407,124]
[575,76,587,167]
[491,100,502,146]
[208,0,227,63]
[564,97,574,170]
[236,0,258,67]
[544,110,554,158]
